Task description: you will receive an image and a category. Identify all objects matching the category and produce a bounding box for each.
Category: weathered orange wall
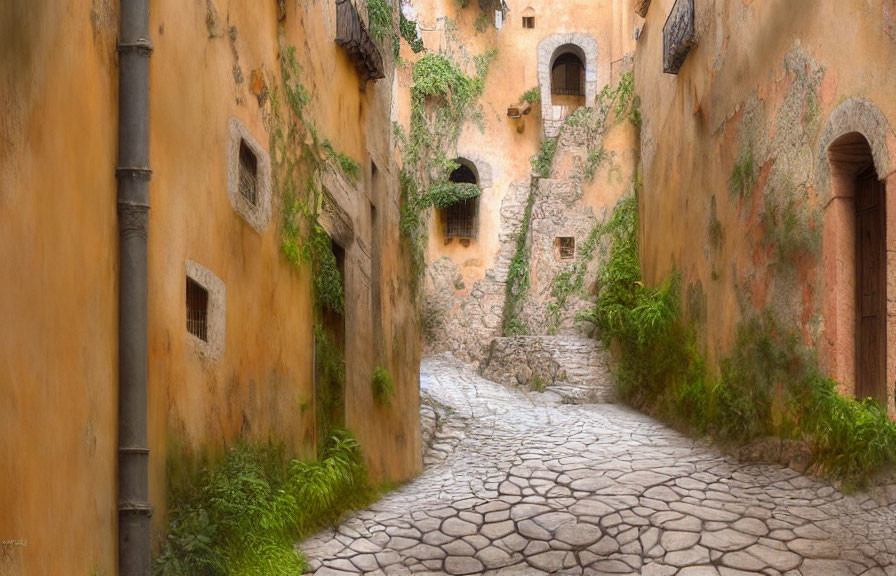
[0,0,119,573]
[634,0,896,416]
[1,1,421,574]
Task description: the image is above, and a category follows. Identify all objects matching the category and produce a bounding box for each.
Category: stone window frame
[538,34,600,138]
[227,117,272,233]
[185,259,226,360]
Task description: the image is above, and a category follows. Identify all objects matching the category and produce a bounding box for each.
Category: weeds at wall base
[154,431,374,576]
[588,190,896,487]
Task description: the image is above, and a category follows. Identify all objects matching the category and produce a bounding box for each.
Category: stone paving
[301,355,896,575]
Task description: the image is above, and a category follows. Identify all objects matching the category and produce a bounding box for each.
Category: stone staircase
[479,334,615,403]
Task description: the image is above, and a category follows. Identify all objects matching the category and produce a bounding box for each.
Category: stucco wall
[634,0,896,417]
[0,1,420,574]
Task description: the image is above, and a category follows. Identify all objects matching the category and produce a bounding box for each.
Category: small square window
[522,16,535,29]
[557,237,575,260]
[238,139,258,205]
[186,277,209,342]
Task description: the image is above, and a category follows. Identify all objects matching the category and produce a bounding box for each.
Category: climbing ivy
[367,0,392,43]
[371,366,396,407]
[519,86,540,104]
[267,40,364,451]
[545,222,602,333]
[425,181,481,209]
[399,12,425,53]
[396,50,496,290]
[501,182,537,336]
[531,137,557,179]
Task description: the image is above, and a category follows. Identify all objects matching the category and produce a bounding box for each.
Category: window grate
[445,199,477,239]
[186,277,209,342]
[558,237,575,260]
[238,139,258,206]
[522,16,535,28]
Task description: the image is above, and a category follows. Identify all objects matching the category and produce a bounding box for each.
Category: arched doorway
[442,160,479,241]
[537,34,599,137]
[827,132,887,404]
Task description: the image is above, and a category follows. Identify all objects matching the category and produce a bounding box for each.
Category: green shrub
[154,432,372,576]
[586,187,896,486]
[372,366,396,406]
[520,86,540,104]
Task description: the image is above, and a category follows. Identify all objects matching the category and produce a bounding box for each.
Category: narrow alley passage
[301,356,896,576]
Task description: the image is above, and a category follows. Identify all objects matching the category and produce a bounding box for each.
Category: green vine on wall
[545,222,602,333]
[501,181,537,336]
[396,49,497,290]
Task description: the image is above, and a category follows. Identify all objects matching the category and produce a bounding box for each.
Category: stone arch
[816,98,896,199]
[453,154,493,189]
[538,33,599,137]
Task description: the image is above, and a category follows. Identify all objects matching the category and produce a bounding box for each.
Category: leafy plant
[520,86,540,104]
[531,137,557,178]
[372,366,396,406]
[367,0,393,43]
[425,180,481,209]
[155,433,374,576]
[399,12,425,53]
[321,140,361,183]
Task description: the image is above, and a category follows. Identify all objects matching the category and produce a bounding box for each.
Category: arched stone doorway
[820,98,896,413]
[537,34,599,137]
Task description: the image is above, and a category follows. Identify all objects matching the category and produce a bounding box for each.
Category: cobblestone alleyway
[301,356,896,575]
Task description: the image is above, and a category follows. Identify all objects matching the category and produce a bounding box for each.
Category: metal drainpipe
[117,0,153,574]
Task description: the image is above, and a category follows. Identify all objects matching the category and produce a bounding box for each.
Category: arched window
[442,161,479,241]
[521,6,535,29]
[551,52,585,97]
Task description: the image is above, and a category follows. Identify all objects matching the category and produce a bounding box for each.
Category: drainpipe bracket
[117,38,154,56]
[118,501,154,517]
[116,167,153,181]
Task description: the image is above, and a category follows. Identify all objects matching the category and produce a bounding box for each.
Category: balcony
[663,0,696,74]
[335,0,385,81]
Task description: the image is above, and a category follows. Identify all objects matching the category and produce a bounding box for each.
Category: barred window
[238,139,258,205]
[522,16,535,28]
[443,162,479,241]
[186,277,209,342]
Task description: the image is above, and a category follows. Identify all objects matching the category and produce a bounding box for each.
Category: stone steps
[479,335,615,403]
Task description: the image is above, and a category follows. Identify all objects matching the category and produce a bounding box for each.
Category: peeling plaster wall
[405,0,640,363]
[634,0,896,417]
[0,1,421,573]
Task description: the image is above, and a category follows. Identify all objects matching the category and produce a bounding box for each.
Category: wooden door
[855,168,887,404]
